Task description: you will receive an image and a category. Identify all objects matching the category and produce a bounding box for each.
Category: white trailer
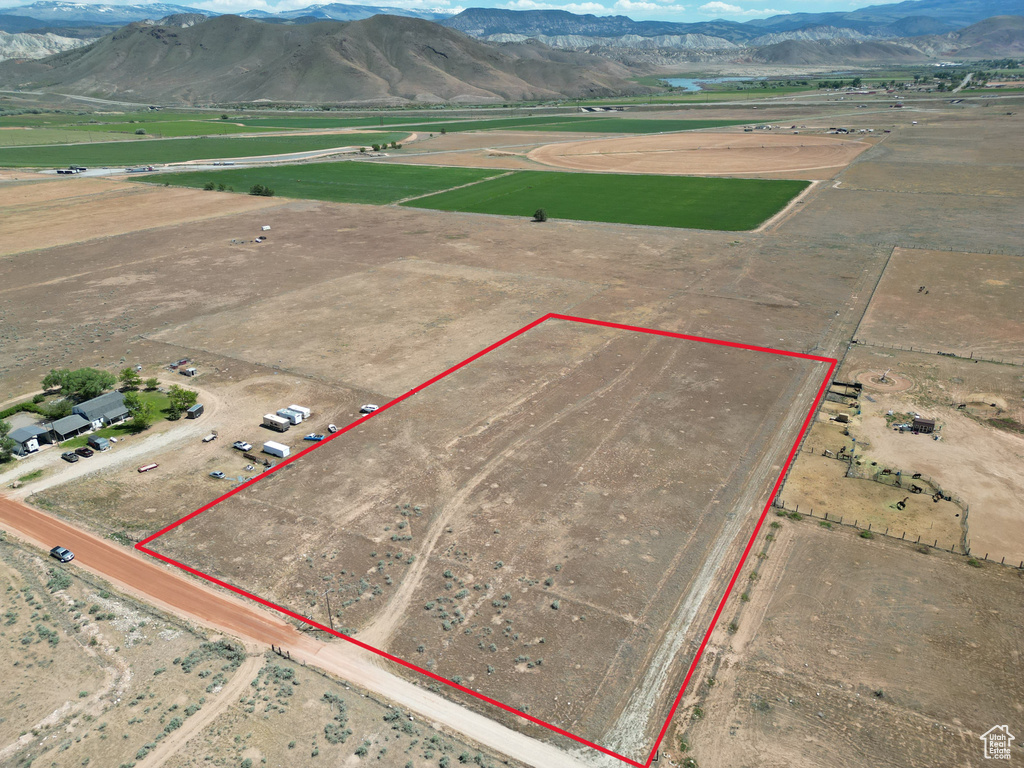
[263,440,290,458]
[288,404,311,420]
[263,413,290,432]
[277,408,303,425]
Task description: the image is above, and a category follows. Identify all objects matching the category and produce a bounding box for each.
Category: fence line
[850,338,1024,368]
[770,500,1021,569]
[878,242,1024,258]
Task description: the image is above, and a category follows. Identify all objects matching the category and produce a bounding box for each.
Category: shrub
[135,128,146,135]
[32,393,45,404]
[47,568,72,593]
[967,557,982,568]
[532,208,547,222]
[859,530,874,539]
[248,184,275,197]
[203,181,216,190]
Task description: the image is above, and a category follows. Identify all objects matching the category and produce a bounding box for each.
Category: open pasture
[0,132,406,167]
[855,247,1024,362]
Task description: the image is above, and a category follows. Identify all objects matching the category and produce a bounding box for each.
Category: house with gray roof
[49,414,91,441]
[9,425,52,456]
[72,391,129,429]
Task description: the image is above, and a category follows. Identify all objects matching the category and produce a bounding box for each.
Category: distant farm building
[913,417,936,434]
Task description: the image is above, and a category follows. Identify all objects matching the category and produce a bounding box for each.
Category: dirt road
[0,496,600,768]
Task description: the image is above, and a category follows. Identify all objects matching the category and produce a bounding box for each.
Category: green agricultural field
[0,128,151,147]
[403,171,809,231]
[234,115,442,129]
[0,132,406,168]
[66,120,288,137]
[150,162,504,205]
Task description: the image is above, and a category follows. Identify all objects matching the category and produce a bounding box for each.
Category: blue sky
[0,0,871,23]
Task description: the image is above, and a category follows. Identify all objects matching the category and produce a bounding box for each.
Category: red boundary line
[138,313,836,767]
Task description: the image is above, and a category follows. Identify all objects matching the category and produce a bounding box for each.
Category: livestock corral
[2,96,1023,768]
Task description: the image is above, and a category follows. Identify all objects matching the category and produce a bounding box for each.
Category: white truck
[263,413,290,432]
[277,408,303,425]
[262,441,290,458]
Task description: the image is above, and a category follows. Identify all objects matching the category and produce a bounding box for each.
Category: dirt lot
[147,318,826,760]
[677,521,1024,768]
[856,247,1024,362]
[0,177,279,257]
[528,133,872,178]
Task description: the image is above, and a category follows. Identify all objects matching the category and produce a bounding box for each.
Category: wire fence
[770,500,1022,569]
[850,338,1024,368]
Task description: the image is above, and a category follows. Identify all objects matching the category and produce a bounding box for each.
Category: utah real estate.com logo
[981,726,1015,760]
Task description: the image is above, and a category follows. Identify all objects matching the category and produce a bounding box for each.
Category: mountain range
[0,13,647,104]
[0,0,1022,98]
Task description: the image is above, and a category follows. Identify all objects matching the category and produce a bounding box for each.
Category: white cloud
[505,0,611,12]
[698,1,788,15]
[505,0,688,12]
[614,0,687,11]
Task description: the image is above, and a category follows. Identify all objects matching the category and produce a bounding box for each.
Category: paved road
[0,496,601,768]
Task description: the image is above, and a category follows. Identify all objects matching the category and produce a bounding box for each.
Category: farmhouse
[8,425,52,456]
[49,414,91,441]
[72,391,129,429]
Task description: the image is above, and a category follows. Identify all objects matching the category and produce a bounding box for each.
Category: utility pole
[323,589,335,632]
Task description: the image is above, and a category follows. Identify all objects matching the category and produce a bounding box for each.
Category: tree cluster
[42,368,116,403]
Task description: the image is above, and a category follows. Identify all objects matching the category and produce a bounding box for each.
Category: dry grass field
[2,95,1023,768]
[528,132,871,178]
[855,247,1024,362]
[678,521,1024,768]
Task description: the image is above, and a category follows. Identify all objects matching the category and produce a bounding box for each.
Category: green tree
[168,385,198,414]
[0,419,15,463]
[46,368,116,402]
[144,377,160,391]
[42,399,72,420]
[123,392,155,433]
[119,368,142,391]
[42,368,69,392]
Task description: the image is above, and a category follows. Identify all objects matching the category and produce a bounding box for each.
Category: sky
[0,0,872,23]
